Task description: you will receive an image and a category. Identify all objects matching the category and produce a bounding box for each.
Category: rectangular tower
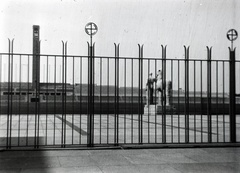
[32,25,40,90]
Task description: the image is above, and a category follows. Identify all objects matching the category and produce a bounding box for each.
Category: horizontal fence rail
[0,44,239,149]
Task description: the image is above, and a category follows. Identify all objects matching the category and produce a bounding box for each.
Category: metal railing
[0,42,239,149]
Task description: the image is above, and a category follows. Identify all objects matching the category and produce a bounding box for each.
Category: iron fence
[0,42,239,149]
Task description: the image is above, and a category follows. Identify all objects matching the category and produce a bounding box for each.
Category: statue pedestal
[144,104,175,114]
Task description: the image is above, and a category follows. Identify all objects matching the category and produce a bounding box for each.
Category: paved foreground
[0,147,240,173]
[1,114,240,147]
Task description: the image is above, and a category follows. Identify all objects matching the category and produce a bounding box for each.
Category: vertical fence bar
[124,57,127,144]
[100,56,102,144]
[72,56,75,145]
[154,58,157,143]
[61,41,67,148]
[92,43,95,145]
[10,40,14,148]
[223,62,226,142]
[184,46,190,143]
[200,61,203,143]
[64,43,67,147]
[79,56,82,145]
[216,61,219,142]
[18,55,22,146]
[147,59,150,143]
[161,45,167,143]
[46,55,49,146]
[26,55,30,146]
[36,41,41,148]
[87,42,94,147]
[131,58,133,143]
[177,60,180,143]
[7,39,9,149]
[138,44,141,144]
[107,56,109,144]
[141,46,143,144]
[7,39,14,149]
[193,60,196,143]
[229,48,236,143]
[138,44,143,144]
[114,43,119,145]
[87,42,91,146]
[207,46,212,143]
[171,59,173,143]
[54,55,56,145]
[61,41,64,147]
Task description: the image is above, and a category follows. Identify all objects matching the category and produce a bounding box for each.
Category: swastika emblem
[227,29,238,41]
[85,22,98,36]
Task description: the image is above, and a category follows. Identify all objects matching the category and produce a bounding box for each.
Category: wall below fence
[1,101,240,114]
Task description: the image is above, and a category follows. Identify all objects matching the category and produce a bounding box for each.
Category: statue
[144,70,174,114]
[145,73,155,105]
[156,70,172,106]
[156,70,165,105]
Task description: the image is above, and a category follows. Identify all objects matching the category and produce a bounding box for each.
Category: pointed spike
[138,44,141,49]
[184,45,187,52]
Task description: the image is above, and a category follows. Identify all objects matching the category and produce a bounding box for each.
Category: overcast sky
[0,0,239,59]
[0,0,239,91]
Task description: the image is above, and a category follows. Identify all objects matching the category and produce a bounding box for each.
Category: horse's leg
[146,90,149,106]
[166,87,169,106]
[166,81,172,106]
[162,89,165,106]
[158,90,162,106]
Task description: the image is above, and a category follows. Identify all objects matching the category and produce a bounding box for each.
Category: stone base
[144,104,175,114]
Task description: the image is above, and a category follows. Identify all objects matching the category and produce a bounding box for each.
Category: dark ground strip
[55,115,88,136]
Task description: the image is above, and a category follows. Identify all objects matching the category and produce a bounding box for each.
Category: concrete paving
[1,114,240,147]
[0,147,240,173]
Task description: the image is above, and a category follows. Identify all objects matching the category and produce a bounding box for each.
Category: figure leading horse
[146,70,172,106]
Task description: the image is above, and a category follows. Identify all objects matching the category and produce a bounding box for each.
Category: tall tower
[32,25,40,90]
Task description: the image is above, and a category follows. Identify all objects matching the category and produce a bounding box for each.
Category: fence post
[161,45,167,143]
[207,46,212,143]
[114,43,120,146]
[184,45,190,143]
[229,47,236,143]
[138,44,143,144]
[61,41,67,148]
[87,42,95,147]
[7,39,14,149]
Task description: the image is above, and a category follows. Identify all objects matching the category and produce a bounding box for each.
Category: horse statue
[156,70,172,106]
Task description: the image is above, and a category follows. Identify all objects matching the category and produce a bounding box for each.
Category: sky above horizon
[0,0,239,59]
